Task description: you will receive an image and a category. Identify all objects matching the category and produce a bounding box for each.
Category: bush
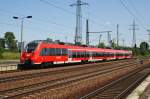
[0,48,4,58]
[1,51,20,60]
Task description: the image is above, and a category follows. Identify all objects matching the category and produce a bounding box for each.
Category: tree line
[98,41,150,57]
[0,32,150,58]
[0,32,18,58]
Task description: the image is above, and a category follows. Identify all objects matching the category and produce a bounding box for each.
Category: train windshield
[25,42,39,53]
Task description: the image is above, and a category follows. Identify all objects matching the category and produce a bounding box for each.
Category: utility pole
[86,19,89,46]
[99,34,102,45]
[129,19,139,48]
[147,29,150,42]
[88,31,112,47]
[107,31,112,47]
[122,38,125,48]
[71,0,88,45]
[117,24,119,47]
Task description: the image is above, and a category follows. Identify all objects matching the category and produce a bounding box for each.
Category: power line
[119,0,147,30]
[128,0,145,23]
[40,0,75,15]
[40,0,110,29]
[120,0,136,18]
[0,8,74,30]
[127,0,147,30]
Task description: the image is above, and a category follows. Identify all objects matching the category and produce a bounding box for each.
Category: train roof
[30,40,132,53]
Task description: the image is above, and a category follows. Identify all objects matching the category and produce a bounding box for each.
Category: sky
[0,0,150,47]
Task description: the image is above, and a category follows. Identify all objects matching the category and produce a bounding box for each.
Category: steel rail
[80,66,150,99]
[0,60,135,84]
[0,62,137,98]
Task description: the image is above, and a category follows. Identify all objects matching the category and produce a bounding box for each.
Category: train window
[83,52,85,57]
[55,48,61,56]
[92,52,94,57]
[99,52,103,57]
[80,52,83,58]
[108,53,111,56]
[100,53,104,57]
[81,52,84,58]
[103,52,106,56]
[40,49,44,56]
[48,48,55,56]
[80,52,82,58]
[97,52,100,57]
[94,52,96,57]
[76,52,80,58]
[86,52,89,57]
[72,52,76,58]
[76,52,79,58]
[40,48,48,56]
[62,49,67,56]
[79,52,81,58]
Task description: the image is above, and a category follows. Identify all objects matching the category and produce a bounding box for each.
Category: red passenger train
[20,40,132,67]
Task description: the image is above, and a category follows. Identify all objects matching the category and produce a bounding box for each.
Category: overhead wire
[40,0,111,28]
[0,7,74,30]
[0,10,75,38]
[127,0,147,29]
[128,0,144,20]
[119,0,147,30]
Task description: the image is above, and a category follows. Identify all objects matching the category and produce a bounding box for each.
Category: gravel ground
[0,59,133,78]
[0,59,148,99]
[15,61,150,98]
[0,60,133,90]
[22,63,143,99]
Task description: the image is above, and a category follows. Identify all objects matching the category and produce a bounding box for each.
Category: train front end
[20,40,41,66]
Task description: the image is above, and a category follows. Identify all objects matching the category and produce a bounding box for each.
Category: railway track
[0,61,138,99]
[0,59,135,84]
[80,67,150,99]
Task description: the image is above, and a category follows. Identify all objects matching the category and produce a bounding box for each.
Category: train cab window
[26,43,39,53]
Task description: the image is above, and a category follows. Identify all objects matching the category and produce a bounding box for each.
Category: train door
[114,51,116,59]
[89,51,92,60]
[68,49,72,62]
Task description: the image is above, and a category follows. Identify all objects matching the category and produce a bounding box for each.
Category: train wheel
[41,62,53,68]
[48,62,54,67]
[17,64,27,70]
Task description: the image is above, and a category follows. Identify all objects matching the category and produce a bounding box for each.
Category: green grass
[1,52,20,60]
